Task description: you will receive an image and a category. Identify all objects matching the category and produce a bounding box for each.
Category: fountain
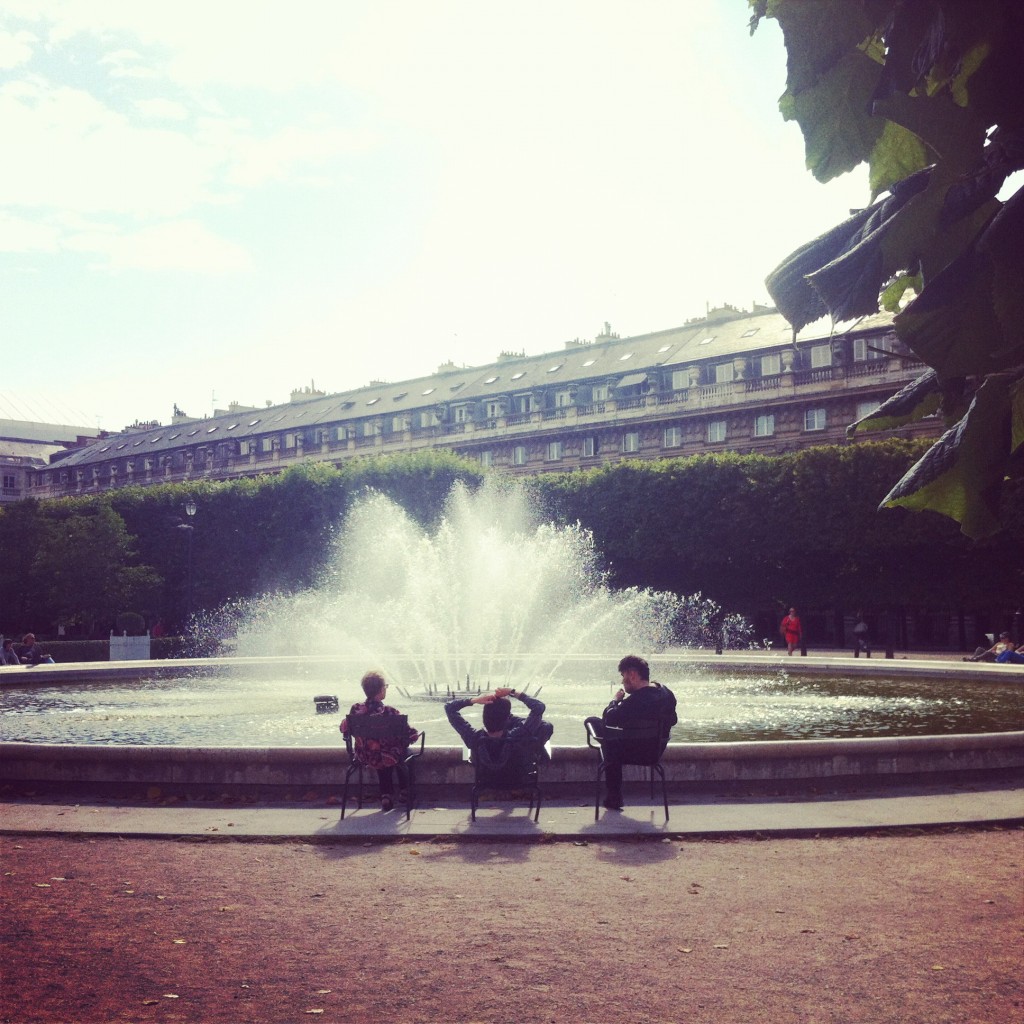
[0,479,1021,796]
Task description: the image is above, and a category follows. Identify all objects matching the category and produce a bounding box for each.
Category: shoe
[380,795,394,812]
[603,795,624,811]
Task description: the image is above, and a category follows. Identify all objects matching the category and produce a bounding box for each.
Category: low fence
[1,732,1020,798]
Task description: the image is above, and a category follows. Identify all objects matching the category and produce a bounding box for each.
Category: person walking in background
[780,608,802,655]
[339,670,420,812]
[853,613,871,658]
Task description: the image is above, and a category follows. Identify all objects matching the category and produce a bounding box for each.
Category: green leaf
[780,48,885,182]
[869,121,930,199]
[880,271,920,313]
[895,191,1024,378]
[768,0,881,95]
[881,375,1013,537]
[848,369,941,436]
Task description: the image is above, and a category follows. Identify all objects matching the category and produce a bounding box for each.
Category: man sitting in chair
[585,654,677,811]
[445,687,550,790]
[340,670,420,812]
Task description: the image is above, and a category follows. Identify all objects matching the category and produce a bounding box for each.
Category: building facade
[30,305,940,498]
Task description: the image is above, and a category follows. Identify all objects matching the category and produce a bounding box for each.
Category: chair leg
[594,765,604,821]
[533,787,541,823]
[470,786,479,822]
[403,763,415,822]
[657,765,669,822]
[340,764,359,820]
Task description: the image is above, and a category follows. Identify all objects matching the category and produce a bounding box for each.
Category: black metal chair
[465,738,548,822]
[585,717,669,821]
[341,715,425,821]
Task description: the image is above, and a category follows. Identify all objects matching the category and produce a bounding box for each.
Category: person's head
[22,633,35,645]
[999,631,1010,640]
[617,654,650,693]
[360,670,387,701]
[788,607,796,616]
[1,638,12,651]
[482,696,512,734]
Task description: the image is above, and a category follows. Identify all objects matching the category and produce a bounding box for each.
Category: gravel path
[2,828,1021,1023]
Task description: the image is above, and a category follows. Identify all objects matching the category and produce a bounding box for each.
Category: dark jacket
[603,682,677,730]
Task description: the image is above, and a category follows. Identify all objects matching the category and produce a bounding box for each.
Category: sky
[0,1,877,434]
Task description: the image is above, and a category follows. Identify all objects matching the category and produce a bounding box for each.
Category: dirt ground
[1,827,1021,1024]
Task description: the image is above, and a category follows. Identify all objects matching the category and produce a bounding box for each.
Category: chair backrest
[602,717,670,767]
[472,735,540,789]
[347,713,409,740]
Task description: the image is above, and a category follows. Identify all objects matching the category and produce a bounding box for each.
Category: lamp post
[176,500,197,624]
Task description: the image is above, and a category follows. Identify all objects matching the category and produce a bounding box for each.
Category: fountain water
[233,479,734,691]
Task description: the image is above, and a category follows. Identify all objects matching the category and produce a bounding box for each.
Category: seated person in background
[965,632,1012,662]
[339,670,420,812]
[585,654,677,811]
[0,638,20,665]
[445,687,551,789]
[995,642,1024,665]
[19,633,53,666]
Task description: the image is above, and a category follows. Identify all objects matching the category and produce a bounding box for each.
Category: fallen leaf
[408,850,420,856]
[50,877,66,882]
[678,947,694,953]
[163,993,179,999]
[172,939,187,945]
[315,989,332,994]
[800,929,816,934]
[931,965,945,971]
[713,944,729,949]
[305,1010,324,1015]
[34,883,51,888]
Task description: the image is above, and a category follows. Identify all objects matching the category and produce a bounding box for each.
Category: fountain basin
[1,732,1021,799]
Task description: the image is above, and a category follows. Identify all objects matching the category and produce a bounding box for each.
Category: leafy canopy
[750,0,1024,537]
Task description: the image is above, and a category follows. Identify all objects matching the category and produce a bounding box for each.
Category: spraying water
[235,479,733,690]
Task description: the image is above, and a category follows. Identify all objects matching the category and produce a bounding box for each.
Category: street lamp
[176,500,197,624]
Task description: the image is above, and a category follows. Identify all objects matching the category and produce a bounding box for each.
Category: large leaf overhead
[751,0,1024,537]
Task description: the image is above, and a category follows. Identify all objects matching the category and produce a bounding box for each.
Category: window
[362,421,376,438]
[663,426,682,448]
[760,353,781,376]
[260,437,274,453]
[546,441,563,461]
[419,410,437,429]
[454,405,470,423]
[555,390,572,408]
[741,327,760,338]
[619,352,634,361]
[335,426,347,441]
[715,362,735,384]
[512,445,527,466]
[391,416,407,433]
[514,394,535,414]
[484,376,499,384]
[856,400,882,420]
[366,397,380,405]
[804,408,827,431]
[283,432,297,449]
[582,358,596,367]
[547,364,563,373]
[622,431,639,453]
[671,369,688,391]
[592,384,609,402]
[699,335,716,345]
[754,414,775,437]
[582,436,596,458]
[485,401,503,418]
[511,372,526,380]
[2,474,15,489]
[707,420,726,443]
[810,344,831,368]
[480,451,493,468]
[854,336,894,361]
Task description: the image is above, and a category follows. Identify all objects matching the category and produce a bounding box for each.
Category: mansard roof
[51,306,896,471]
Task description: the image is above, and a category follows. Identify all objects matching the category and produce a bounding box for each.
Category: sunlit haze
[0,1,873,433]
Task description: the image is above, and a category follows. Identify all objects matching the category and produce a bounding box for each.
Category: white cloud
[96,219,253,272]
[133,96,189,121]
[0,27,34,68]
[0,212,61,253]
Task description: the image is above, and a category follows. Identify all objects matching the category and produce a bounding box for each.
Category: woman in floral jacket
[339,670,420,811]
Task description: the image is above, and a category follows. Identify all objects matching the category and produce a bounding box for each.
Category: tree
[30,503,162,636]
[749,0,1024,537]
